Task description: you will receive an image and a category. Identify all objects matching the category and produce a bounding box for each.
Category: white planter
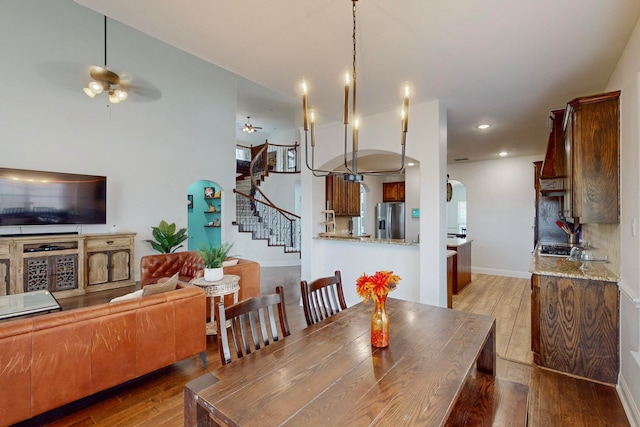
[204,267,224,282]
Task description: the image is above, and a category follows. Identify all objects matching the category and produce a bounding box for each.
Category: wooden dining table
[184,298,496,426]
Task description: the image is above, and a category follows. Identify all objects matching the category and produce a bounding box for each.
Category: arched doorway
[446,180,466,237]
[187,180,222,250]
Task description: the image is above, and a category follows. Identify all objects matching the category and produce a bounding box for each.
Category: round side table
[191,274,240,335]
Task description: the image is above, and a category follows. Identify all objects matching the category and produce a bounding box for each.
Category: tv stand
[0,231,79,238]
[0,233,135,297]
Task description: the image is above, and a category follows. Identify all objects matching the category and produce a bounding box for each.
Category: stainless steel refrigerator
[375,202,405,239]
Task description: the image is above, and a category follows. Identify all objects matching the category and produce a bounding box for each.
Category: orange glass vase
[371,295,389,348]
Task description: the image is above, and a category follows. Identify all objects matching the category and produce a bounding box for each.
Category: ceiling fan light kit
[241,116,262,133]
[301,0,410,182]
[83,16,128,104]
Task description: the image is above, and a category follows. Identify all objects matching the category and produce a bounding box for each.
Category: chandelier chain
[352,1,357,85]
[352,1,357,116]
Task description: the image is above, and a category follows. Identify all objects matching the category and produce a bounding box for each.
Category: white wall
[0,0,297,275]
[447,155,542,278]
[607,14,640,424]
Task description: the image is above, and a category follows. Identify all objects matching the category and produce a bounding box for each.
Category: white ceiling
[75,0,640,163]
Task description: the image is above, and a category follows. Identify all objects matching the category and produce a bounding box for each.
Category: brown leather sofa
[140,251,260,302]
[0,285,206,426]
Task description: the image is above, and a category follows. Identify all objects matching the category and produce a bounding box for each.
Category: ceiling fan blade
[113,72,162,102]
[35,61,161,102]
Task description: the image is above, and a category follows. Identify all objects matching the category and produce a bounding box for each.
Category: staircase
[234,142,301,254]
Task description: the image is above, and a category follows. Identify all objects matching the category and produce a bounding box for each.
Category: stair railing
[233,189,301,253]
[234,141,301,254]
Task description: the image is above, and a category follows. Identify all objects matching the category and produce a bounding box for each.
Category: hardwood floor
[15,269,630,426]
[453,274,532,364]
[457,273,629,427]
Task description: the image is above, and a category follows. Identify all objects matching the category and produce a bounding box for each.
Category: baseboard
[472,267,530,279]
[619,374,640,427]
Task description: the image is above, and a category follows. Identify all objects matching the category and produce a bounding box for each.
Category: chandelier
[301,0,409,182]
[83,16,128,104]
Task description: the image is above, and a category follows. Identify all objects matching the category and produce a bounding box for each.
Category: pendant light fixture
[301,0,410,182]
[83,16,128,104]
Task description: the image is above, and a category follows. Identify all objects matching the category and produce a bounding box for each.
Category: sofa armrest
[223,259,260,301]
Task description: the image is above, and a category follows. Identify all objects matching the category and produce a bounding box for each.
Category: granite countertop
[529,252,619,282]
[446,249,457,258]
[446,237,472,247]
[314,235,418,246]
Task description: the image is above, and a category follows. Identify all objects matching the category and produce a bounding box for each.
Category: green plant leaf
[197,242,234,268]
[146,220,188,254]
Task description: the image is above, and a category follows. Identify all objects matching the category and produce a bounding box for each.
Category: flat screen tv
[0,167,106,226]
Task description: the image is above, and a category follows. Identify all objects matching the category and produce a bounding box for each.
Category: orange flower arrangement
[356,270,401,302]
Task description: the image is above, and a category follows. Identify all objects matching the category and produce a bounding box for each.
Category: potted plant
[198,242,234,281]
[144,220,189,254]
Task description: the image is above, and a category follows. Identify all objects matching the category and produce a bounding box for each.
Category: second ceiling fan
[241,116,262,134]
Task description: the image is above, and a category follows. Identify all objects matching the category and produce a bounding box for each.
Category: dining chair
[300,270,347,326]
[216,285,290,365]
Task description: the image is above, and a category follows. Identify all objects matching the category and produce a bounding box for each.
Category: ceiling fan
[81,16,162,104]
[82,16,128,103]
[241,116,262,133]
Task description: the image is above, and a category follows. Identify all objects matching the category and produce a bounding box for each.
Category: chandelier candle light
[301,0,410,182]
[356,271,401,348]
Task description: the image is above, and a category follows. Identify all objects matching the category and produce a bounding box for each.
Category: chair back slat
[216,286,290,365]
[301,270,347,326]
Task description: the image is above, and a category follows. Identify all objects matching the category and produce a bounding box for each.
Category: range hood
[539,108,566,195]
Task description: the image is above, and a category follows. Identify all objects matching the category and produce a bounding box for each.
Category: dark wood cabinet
[447,239,472,294]
[383,181,405,202]
[531,273,619,384]
[325,175,360,216]
[564,91,620,223]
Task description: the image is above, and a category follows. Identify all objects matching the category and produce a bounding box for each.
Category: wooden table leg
[476,320,496,375]
[184,374,219,427]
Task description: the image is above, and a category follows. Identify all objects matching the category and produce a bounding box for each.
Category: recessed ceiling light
[407,162,415,167]
[499,151,508,157]
[476,124,491,130]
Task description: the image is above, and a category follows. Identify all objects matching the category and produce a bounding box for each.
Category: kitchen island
[312,235,455,308]
[313,236,420,305]
[529,249,619,384]
[447,237,473,293]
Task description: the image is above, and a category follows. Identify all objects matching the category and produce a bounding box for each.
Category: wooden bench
[446,370,529,426]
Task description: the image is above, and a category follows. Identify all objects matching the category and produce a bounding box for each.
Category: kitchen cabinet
[382,181,405,202]
[531,272,619,384]
[325,175,360,216]
[564,91,620,223]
